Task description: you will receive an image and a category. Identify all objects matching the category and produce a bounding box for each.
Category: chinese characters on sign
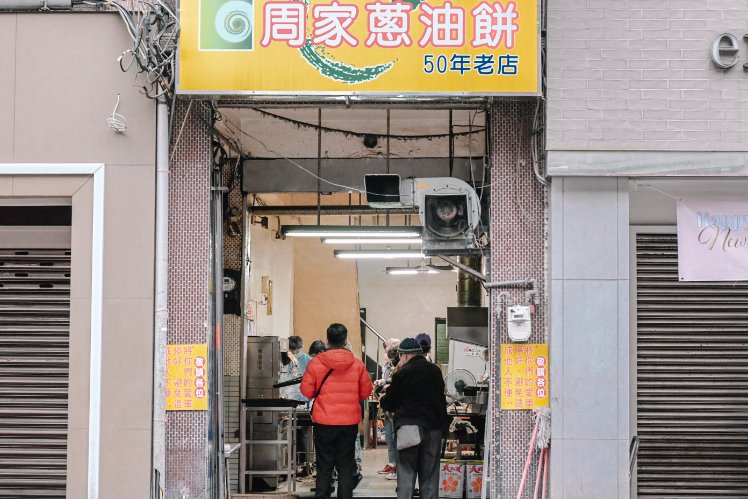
[257,0,521,76]
[166,344,208,411]
[260,1,518,50]
[179,0,538,94]
[500,343,549,410]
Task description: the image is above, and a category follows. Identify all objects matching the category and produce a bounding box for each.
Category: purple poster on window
[677,197,748,281]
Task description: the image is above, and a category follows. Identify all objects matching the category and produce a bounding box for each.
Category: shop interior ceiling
[215,107,487,228]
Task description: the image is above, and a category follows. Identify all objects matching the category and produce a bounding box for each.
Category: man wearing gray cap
[380,337,448,499]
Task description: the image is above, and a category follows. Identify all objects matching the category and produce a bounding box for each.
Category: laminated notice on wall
[500,343,549,410]
[166,344,208,411]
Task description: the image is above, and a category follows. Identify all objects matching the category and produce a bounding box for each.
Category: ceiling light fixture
[386,266,439,275]
[323,238,423,245]
[334,250,425,259]
[281,225,421,238]
[387,268,419,275]
[385,258,456,274]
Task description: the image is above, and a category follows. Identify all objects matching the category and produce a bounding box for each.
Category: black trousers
[313,423,358,499]
[297,426,308,465]
[396,426,442,499]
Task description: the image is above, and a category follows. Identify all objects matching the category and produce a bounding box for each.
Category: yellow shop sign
[178,0,539,95]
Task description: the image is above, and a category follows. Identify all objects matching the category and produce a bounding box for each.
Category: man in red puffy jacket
[301,323,373,499]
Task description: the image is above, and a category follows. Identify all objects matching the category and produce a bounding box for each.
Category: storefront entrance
[215,105,491,497]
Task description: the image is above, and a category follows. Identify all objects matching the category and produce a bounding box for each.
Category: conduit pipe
[211,175,227,499]
[0,0,71,9]
[248,205,418,216]
[151,98,169,496]
[439,256,539,302]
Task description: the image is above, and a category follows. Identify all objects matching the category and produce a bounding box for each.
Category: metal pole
[151,97,169,497]
[239,194,251,493]
[359,317,387,343]
[211,170,226,499]
[317,108,322,225]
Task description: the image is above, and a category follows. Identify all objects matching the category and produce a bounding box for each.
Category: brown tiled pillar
[488,100,548,498]
[166,99,213,498]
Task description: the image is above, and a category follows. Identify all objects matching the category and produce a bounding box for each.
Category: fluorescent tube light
[323,238,423,245]
[387,267,438,275]
[282,225,421,238]
[334,250,425,259]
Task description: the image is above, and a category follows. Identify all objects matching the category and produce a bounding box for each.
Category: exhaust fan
[364,174,482,255]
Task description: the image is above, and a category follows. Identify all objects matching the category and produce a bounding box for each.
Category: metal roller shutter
[0,249,70,497]
[636,233,748,498]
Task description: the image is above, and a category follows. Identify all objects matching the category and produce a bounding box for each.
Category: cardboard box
[438,459,465,498]
[465,460,484,499]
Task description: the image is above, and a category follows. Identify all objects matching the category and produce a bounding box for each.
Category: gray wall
[0,12,157,499]
[547,0,748,153]
[549,177,630,498]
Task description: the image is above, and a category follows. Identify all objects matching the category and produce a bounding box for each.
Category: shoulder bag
[396,425,421,450]
[310,368,334,417]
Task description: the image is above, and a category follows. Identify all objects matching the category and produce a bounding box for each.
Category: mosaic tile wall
[488,101,548,498]
[166,100,212,499]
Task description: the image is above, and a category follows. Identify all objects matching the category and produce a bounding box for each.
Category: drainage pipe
[151,98,169,496]
[211,174,227,499]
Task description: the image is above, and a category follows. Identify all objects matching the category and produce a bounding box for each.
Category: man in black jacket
[380,337,448,499]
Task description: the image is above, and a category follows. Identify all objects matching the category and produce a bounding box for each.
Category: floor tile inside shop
[293,447,396,498]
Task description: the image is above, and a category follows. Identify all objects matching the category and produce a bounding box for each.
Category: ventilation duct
[457,256,483,307]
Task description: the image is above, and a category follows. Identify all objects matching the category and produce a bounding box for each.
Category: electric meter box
[507,305,531,342]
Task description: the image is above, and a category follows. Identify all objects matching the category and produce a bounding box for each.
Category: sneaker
[385,471,397,480]
[352,472,363,490]
[378,464,395,474]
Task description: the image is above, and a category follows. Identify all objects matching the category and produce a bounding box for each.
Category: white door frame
[0,163,105,499]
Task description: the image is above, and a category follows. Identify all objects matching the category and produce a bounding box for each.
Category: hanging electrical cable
[79,0,179,106]
[249,108,486,140]
[530,0,548,186]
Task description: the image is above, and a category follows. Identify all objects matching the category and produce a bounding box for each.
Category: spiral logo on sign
[215,0,252,44]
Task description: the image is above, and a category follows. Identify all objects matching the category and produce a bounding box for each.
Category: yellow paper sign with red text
[178,0,538,94]
[500,343,548,410]
[166,344,208,411]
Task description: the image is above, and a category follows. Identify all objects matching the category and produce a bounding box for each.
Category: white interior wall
[247,223,461,359]
[248,224,294,338]
[357,259,458,359]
